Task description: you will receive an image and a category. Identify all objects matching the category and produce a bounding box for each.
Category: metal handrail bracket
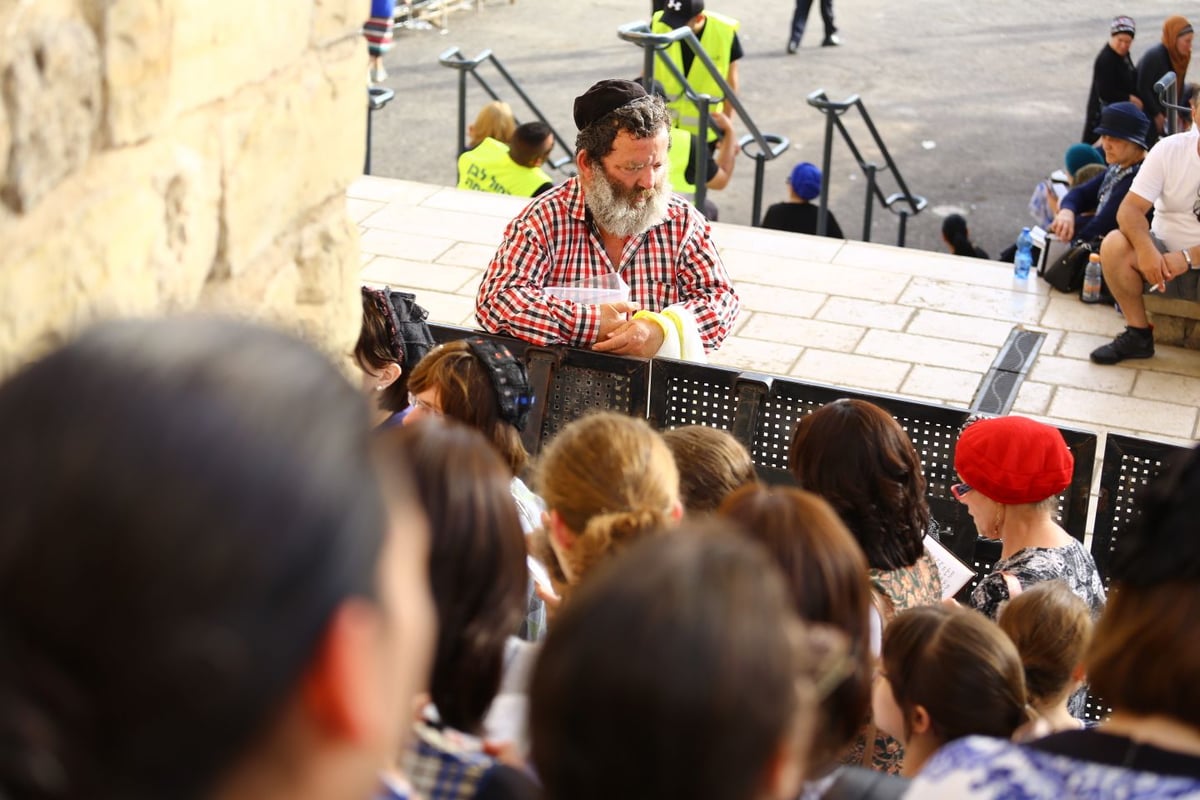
[438,46,577,179]
[617,21,788,221]
[806,88,927,246]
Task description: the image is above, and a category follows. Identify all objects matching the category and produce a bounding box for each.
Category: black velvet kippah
[573,79,648,131]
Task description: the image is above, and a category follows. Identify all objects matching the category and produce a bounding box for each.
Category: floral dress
[841,549,942,775]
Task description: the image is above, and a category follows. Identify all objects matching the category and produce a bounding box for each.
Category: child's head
[534,412,681,587]
[787,162,823,202]
[662,425,757,514]
[997,581,1093,709]
[874,606,1027,771]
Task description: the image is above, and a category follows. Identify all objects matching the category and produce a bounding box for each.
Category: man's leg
[789,0,813,51]
[1090,228,1155,364]
[820,0,838,42]
[1101,228,1149,327]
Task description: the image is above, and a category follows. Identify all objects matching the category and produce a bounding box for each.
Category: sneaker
[821,33,842,46]
[1090,326,1154,364]
[787,39,799,54]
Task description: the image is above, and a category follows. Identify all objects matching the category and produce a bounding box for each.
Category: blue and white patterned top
[907,735,1200,799]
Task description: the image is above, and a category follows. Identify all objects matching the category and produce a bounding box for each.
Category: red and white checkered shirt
[475,177,739,352]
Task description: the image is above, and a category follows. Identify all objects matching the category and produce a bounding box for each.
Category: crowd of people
[5,305,1198,800]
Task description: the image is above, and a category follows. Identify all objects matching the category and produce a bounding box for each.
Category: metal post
[751,153,766,227]
[456,69,467,156]
[897,210,910,247]
[365,92,374,175]
[694,97,711,214]
[862,164,877,243]
[817,110,835,237]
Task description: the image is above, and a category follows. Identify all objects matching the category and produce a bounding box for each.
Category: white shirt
[1129,127,1200,250]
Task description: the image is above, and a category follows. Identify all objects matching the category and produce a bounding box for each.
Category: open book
[924,534,976,599]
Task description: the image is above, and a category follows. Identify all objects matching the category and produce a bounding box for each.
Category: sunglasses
[951,483,973,500]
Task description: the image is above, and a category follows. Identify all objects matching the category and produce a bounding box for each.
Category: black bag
[1042,241,1095,294]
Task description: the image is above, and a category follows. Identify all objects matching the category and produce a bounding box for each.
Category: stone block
[217,39,365,275]
[1,16,102,213]
[0,136,222,375]
[312,0,366,46]
[170,0,310,113]
[102,0,173,145]
[200,197,360,359]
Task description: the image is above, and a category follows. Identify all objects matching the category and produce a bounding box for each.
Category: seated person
[1049,102,1150,248]
[458,121,555,197]
[530,530,838,800]
[910,443,1200,797]
[761,162,844,239]
[941,213,988,259]
[355,286,435,429]
[0,317,435,800]
[954,416,1107,625]
[1026,143,1104,233]
[1091,90,1200,365]
[874,606,1029,776]
[475,78,740,357]
[662,425,756,514]
[667,110,737,221]
[998,580,1094,737]
[467,100,516,150]
[382,419,537,795]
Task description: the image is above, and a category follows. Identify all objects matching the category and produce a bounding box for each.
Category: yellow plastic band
[633,310,672,340]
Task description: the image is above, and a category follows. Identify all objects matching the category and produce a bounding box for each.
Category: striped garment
[363,0,395,57]
[475,177,739,352]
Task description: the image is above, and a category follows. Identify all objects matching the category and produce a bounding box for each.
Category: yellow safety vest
[651,9,739,143]
[667,127,696,195]
[457,137,553,197]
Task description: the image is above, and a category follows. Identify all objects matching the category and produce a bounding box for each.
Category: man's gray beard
[583,167,672,238]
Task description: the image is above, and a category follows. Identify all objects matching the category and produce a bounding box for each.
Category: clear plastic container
[544,272,630,305]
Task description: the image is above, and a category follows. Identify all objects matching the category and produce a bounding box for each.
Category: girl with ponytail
[533,412,683,596]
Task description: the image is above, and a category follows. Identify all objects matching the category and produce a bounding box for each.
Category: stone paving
[350,175,1200,447]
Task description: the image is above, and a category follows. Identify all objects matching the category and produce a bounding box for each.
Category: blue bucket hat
[1094,101,1151,150]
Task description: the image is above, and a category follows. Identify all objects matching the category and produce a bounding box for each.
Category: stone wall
[0,0,368,373]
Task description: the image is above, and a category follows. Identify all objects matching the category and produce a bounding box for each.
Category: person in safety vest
[458,121,555,197]
[666,109,735,220]
[650,0,743,144]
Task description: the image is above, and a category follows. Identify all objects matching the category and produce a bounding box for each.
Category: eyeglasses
[1193,184,1200,222]
[407,392,442,416]
[951,483,973,500]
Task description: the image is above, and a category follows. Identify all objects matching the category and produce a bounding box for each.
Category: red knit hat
[954,416,1073,505]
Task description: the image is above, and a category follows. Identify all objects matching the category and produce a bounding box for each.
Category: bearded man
[474,79,739,358]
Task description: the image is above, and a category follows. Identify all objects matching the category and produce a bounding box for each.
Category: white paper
[924,534,976,600]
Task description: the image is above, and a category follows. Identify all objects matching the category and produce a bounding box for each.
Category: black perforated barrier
[1092,433,1190,587]
[421,323,1186,606]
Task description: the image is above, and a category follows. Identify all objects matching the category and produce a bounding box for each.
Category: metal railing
[437,47,576,179]
[617,21,789,224]
[1154,70,1188,137]
[806,89,927,246]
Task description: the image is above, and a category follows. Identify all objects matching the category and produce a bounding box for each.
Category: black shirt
[1031,729,1200,781]
[761,202,844,239]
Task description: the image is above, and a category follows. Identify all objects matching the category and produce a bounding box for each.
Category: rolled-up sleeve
[475,217,601,347]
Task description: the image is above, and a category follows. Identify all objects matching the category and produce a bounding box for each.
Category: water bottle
[1014,227,1033,280]
[1082,252,1103,303]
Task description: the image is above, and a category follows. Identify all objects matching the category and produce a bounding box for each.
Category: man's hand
[1135,246,1171,290]
[1050,208,1076,242]
[596,301,640,341]
[592,317,665,357]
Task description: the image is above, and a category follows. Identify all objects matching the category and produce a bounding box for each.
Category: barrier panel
[423,322,1188,601]
[429,323,650,456]
[1092,433,1190,586]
